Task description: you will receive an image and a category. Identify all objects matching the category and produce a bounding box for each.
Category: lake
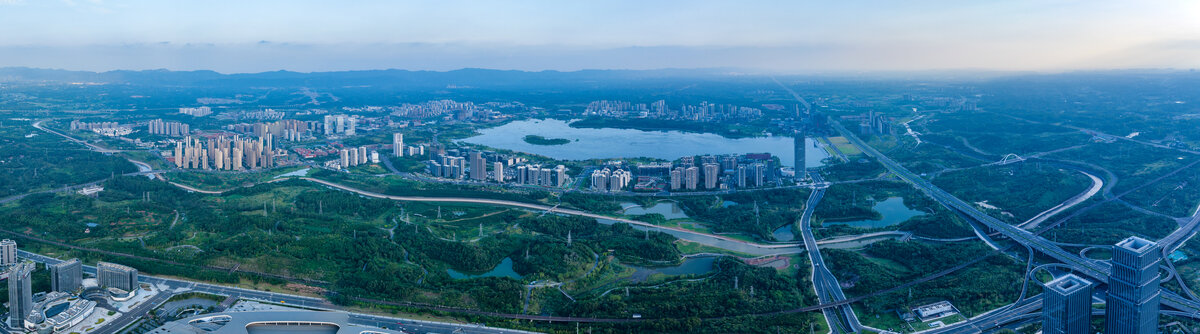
[627,256,717,282]
[447,257,523,280]
[621,201,689,220]
[461,119,829,168]
[828,197,925,228]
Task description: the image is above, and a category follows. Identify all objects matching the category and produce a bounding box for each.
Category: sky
[1,0,1199,73]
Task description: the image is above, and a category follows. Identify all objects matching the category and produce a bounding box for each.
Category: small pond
[772,224,796,242]
[447,257,523,280]
[827,197,925,228]
[274,167,310,179]
[626,257,716,282]
[621,201,689,220]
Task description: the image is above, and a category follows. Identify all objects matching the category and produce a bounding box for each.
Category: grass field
[828,136,864,156]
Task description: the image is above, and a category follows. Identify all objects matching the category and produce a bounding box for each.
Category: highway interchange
[23,108,1200,334]
[771,80,1200,332]
[831,115,1200,332]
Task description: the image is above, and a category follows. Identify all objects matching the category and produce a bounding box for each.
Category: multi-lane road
[769,79,1200,330]
[797,183,863,333]
[301,177,806,256]
[829,116,1200,330]
[18,250,534,334]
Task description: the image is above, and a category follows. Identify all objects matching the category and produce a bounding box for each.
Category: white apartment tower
[393,133,404,157]
[0,239,17,266]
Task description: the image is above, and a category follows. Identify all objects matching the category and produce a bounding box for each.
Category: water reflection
[621,201,689,220]
[828,197,925,228]
[447,257,523,280]
[626,257,717,282]
[462,119,829,168]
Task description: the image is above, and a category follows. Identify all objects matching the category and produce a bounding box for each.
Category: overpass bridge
[828,119,1200,324]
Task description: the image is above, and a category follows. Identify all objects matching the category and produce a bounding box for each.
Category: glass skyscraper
[1043,273,1093,334]
[1106,236,1161,334]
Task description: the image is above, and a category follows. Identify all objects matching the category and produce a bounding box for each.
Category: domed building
[23,291,96,334]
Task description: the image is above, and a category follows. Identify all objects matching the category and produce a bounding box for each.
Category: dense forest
[671,188,811,240]
[0,172,827,331]
[0,124,137,198]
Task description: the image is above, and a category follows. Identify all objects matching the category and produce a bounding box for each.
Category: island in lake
[523,134,572,146]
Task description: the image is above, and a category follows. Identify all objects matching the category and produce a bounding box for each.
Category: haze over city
[2,0,1200,72]
[4,1,1200,334]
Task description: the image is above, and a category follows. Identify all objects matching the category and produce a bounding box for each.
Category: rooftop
[1046,274,1092,294]
[97,261,137,272]
[149,311,403,334]
[1117,236,1158,254]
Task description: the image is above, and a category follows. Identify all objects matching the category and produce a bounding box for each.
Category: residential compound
[227,119,313,142]
[666,154,773,191]
[178,106,213,117]
[582,100,763,123]
[590,167,633,192]
[848,111,892,136]
[386,99,515,121]
[327,145,378,169]
[425,149,571,187]
[173,135,282,170]
[323,114,357,137]
[146,119,192,137]
[69,120,134,137]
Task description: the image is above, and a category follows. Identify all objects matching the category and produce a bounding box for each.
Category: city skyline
[0,1,1198,72]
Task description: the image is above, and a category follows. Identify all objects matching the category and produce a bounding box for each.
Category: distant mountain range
[5,67,1195,88]
[0,67,742,88]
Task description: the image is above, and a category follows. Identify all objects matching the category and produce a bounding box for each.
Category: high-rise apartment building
[1106,236,1161,334]
[324,115,335,135]
[736,165,748,188]
[492,162,505,183]
[393,133,404,157]
[469,152,487,180]
[752,163,766,187]
[684,166,700,190]
[1043,274,1093,334]
[8,263,33,328]
[51,258,83,293]
[0,239,17,266]
[702,163,720,189]
[670,167,684,190]
[97,262,140,292]
[609,169,631,192]
[554,165,569,187]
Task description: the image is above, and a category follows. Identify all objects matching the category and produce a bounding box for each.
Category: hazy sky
[1,0,1199,73]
